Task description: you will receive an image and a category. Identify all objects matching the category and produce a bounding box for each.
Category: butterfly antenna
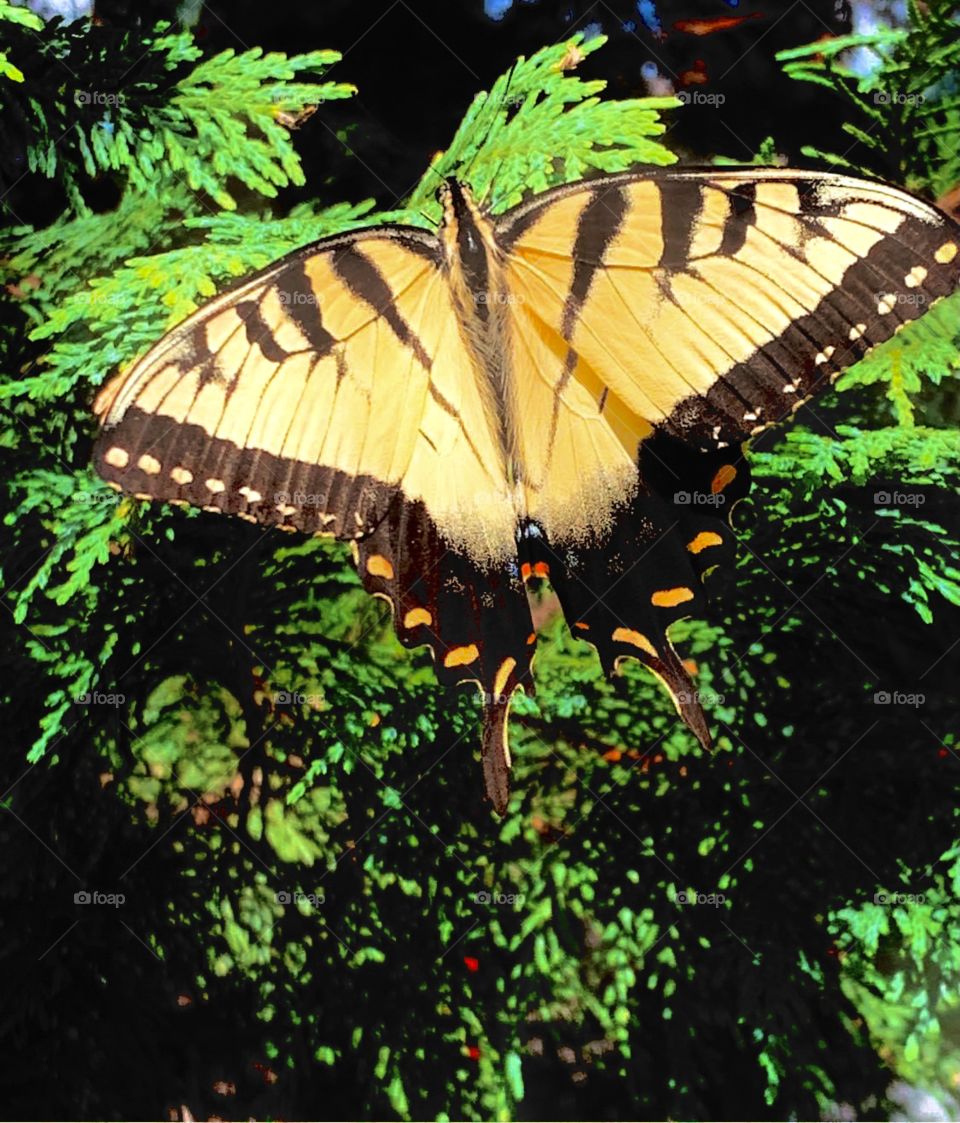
[472,59,519,210]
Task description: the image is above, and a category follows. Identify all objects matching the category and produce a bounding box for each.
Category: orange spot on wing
[520,563,532,581]
[651,587,695,608]
[574,621,590,631]
[403,606,433,629]
[444,644,479,668]
[687,531,724,554]
[526,632,537,645]
[612,627,658,657]
[710,465,737,494]
[366,554,394,580]
[533,561,550,578]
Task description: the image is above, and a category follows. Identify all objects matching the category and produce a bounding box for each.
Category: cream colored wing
[499,168,960,493]
[94,228,514,562]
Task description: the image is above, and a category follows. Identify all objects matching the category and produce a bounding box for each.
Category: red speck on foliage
[467,1045,481,1061]
[464,956,479,972]
[939,748,950,758]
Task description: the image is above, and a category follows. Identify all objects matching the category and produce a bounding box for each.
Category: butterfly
[93,167,960,813]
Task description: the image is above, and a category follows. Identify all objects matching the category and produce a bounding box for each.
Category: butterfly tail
[633,638,712,752]
[481,690,514,815]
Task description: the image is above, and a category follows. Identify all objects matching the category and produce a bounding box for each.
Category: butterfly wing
[499,169,960,740]
[94,226,533,811]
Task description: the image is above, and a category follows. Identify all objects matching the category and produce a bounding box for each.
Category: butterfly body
[94,166,960,812]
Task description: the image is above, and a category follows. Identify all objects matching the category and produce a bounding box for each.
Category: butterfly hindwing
[356,499,534,813]
[533,434,749,746]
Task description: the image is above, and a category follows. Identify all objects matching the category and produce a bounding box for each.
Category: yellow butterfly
[94,167,960,812]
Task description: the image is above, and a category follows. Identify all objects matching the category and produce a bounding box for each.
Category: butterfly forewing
[499,169,960,449]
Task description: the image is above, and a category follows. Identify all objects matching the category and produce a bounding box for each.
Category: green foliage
[403,34,678,220]
[830,829,960,1093]
[0,17,354,210]
[1,13,959,1123]
[0,0,42,83]
[775,0,960,195]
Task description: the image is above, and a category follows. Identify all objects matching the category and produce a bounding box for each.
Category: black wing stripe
[658,179,703,269]
[235,298,294,364]
[718,182,757,257]
[274,261,337,357]
[332,245,433,370]
[562,185,630,338]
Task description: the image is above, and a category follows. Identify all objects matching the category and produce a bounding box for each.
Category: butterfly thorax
[439,180,523,492]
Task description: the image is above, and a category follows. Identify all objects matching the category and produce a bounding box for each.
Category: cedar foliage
[1,6,959,1120]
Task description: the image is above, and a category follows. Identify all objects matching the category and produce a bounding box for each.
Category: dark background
[5,0,863,223]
